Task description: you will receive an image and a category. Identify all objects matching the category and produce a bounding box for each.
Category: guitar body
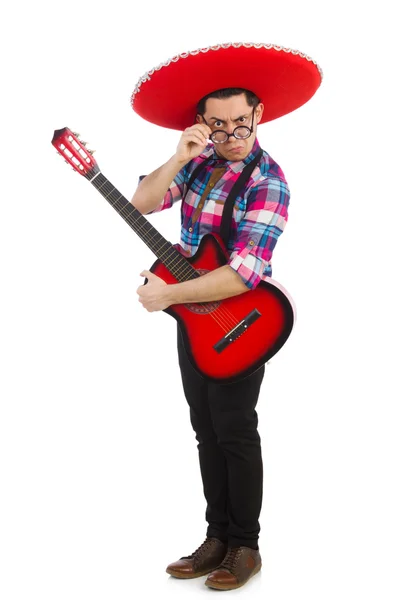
[149,233,295,384]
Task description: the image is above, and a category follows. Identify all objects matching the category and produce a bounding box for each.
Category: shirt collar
[206,138,262,174]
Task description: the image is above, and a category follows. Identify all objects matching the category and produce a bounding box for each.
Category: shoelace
[185,538,217,561]
[219,547,243,573]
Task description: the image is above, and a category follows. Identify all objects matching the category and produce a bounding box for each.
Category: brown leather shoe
[166,537,228,579]
[205,546,262,590]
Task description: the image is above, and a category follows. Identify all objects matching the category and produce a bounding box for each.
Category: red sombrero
[131,42,322,130]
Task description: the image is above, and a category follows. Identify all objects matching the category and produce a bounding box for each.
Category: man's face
[197,94,264,161]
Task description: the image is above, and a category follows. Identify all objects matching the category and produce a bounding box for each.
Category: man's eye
[215,121,223,127]
[239,117,246,122]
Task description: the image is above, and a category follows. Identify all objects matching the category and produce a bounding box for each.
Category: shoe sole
[205,563,262,590]
[166,566,217,579]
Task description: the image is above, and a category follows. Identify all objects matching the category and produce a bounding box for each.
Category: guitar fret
[108,192,124,205]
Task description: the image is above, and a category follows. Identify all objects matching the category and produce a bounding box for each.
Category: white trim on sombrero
[131,42,323,108]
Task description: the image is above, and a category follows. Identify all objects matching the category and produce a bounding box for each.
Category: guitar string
[92,175,241,332]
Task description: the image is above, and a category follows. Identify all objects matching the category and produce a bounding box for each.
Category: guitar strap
[183,148,263,248]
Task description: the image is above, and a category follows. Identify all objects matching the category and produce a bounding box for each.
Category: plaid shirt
[144,138,290,289]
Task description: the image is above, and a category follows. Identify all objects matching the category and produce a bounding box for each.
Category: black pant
[177,326,265,550]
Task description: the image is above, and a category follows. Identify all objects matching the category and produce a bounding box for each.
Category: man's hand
[136,270,172,312]
[175,123,212,163]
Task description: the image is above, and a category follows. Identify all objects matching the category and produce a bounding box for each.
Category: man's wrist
[164,283,180,306]
[169,154,189,170]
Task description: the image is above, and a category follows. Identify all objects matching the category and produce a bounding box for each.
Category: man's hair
[197,88,260,115]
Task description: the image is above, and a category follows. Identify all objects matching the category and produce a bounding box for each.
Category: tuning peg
[72,131,80,137]
[87,149,96,154]
[80,140,88,146]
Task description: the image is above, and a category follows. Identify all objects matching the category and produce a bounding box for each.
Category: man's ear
[196,114,203,124]
[256,103,265,123]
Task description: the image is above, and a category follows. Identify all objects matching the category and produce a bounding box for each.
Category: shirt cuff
[228,235,268,290]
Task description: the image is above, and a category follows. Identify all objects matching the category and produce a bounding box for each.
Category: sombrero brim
[131,42,323,130]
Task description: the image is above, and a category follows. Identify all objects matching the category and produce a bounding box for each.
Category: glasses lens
[234,126,251,139]
[211,130,228,143]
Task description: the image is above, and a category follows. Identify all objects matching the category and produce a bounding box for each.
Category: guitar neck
[87,171,197,283]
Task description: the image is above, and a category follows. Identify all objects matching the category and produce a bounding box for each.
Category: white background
[1,1,396,598]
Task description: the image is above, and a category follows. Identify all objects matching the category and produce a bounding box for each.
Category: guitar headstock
[51,128,99,179]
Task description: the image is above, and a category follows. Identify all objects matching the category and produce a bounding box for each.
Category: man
[130,43,322,591]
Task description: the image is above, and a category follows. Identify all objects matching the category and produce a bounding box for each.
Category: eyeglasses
[200,109,255,144]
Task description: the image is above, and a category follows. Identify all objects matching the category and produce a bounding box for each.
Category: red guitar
[52,128,295,384]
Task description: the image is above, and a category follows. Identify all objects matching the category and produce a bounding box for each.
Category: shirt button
[189,227,193,232]
[249,240,255,246]
[198,203,203,208]
[209,182,214,187]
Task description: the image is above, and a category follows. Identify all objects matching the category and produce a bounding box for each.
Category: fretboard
[86,171,198,283]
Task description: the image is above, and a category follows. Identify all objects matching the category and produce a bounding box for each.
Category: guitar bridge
[213,309,261,353]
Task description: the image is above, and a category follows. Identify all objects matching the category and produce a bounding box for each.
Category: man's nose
[225,121,235,134]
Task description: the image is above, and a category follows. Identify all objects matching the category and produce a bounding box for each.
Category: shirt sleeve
[137,166,187,214]
[228,177,290,289]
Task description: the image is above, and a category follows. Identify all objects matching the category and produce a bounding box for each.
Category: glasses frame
[200,109,256,144]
